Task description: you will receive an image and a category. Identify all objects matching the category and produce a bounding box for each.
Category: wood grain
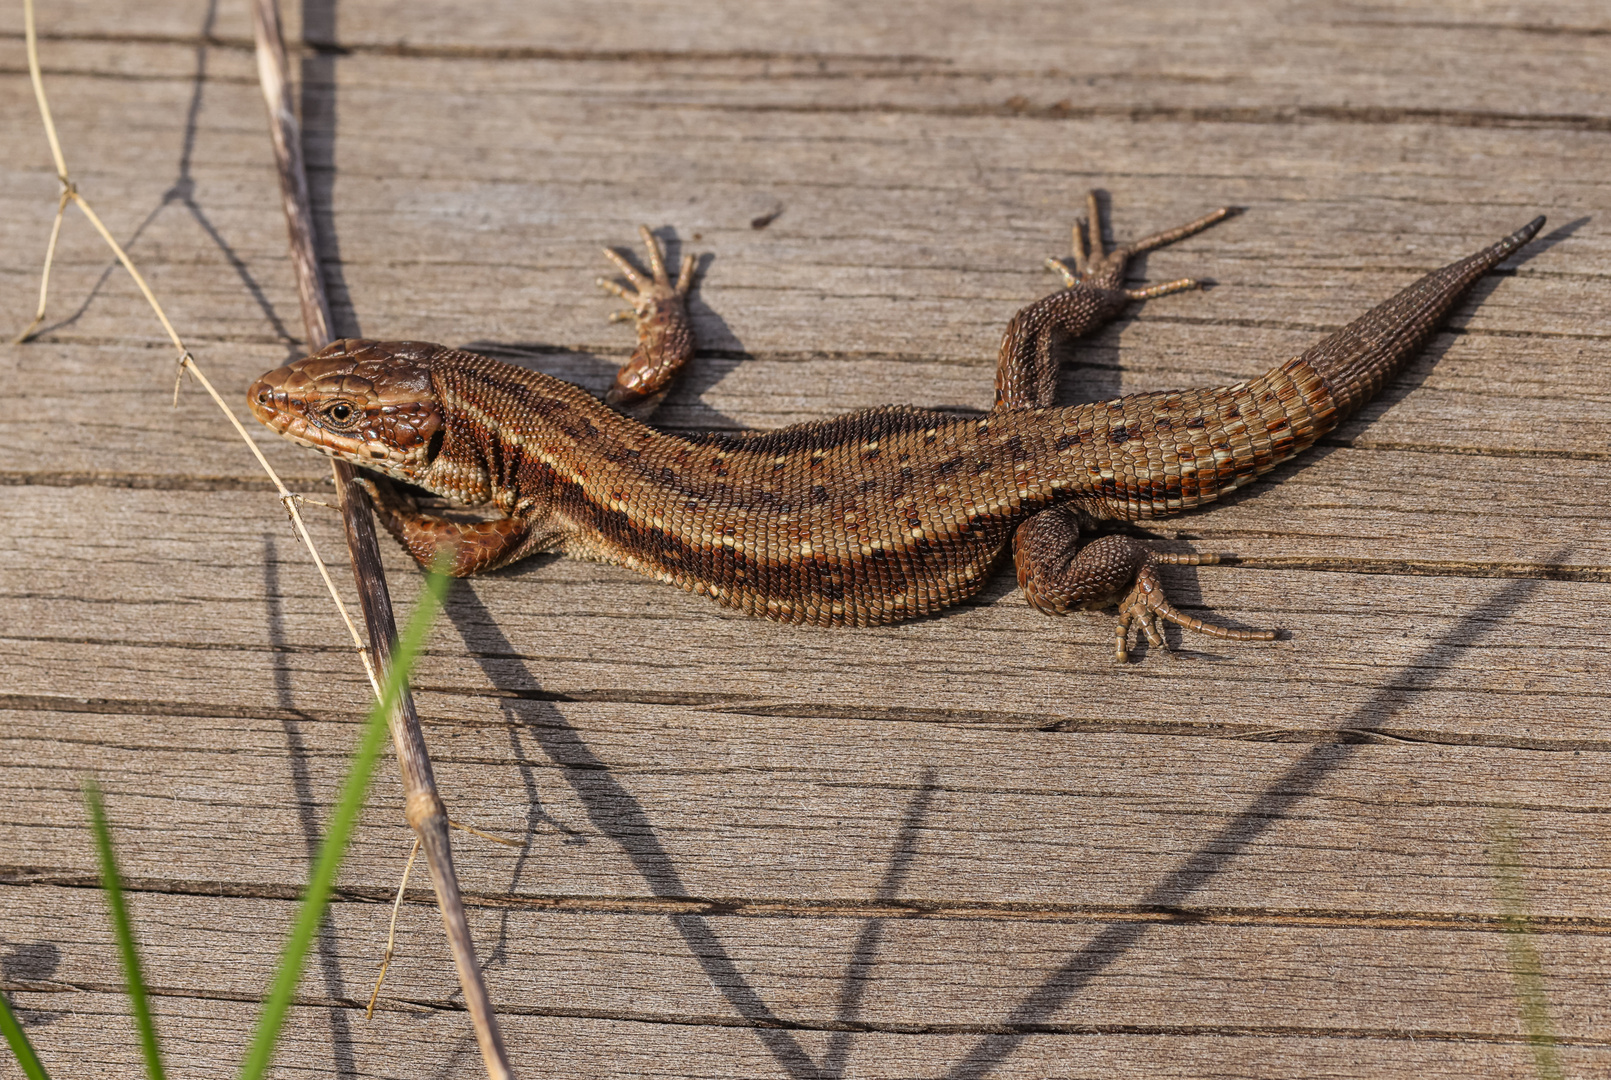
[9,884,1611,1036]
[2,0,1608,1076]
[7,704,1611,914]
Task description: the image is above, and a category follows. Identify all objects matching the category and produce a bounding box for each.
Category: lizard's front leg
[1012,504,1276,662]
[994,192,1235,410]
[597,226,699,419]
[360,476,538,577]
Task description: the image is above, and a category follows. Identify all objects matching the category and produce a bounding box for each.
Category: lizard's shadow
[439,546,1569,1080]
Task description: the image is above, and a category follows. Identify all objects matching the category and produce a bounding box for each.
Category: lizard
[247,194,1544,661]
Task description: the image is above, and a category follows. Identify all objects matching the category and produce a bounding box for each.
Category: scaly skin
[248,198,1543,660]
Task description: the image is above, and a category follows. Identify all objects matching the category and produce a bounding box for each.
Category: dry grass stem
[450,819,528,849]
[12,188,68,345]
[12,0,377,694]
[251,1,515,1075]
[366,836,422,1019]
[362,821,524,1015]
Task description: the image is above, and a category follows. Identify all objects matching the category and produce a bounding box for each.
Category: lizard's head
[248,339,447,484]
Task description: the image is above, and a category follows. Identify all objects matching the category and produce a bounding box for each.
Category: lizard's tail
[1296,215,1545,419]
[1090,216,1545,524]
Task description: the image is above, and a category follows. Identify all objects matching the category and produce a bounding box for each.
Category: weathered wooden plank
[7,0,1611,118]
[2,48,1603,549]
[12,990,1599,1080]
[5,581,1608,743]
[7,312,1610,465]
[6,705,1609,915]
[6,417,1610,568]
[5,884,1610,1039]
[3,1,1610,1077]
[4,486,1608,741]
[3,41,1604,354]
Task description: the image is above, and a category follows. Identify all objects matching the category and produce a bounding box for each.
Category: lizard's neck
[417,351,661,509]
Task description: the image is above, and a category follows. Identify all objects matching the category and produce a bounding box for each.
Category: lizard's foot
[995,194,1237,410]
[597,226,699,418]
[356,474,534,577]
[1113,551,1278,663]
[1043,190,1235,298]
[1012,507,1276,663]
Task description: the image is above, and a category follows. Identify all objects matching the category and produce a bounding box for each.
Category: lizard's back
[433,348,1334,626]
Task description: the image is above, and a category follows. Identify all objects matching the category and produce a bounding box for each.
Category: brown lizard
[247,195,1543,661]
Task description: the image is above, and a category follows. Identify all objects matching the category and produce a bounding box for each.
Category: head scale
[247,339,446,483]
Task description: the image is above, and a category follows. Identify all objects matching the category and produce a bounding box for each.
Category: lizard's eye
[326,402,355,425]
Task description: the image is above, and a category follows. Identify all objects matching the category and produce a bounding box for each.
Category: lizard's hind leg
[994,193,1237,410]
[1013,505,1277,662]
[597,226,700,419]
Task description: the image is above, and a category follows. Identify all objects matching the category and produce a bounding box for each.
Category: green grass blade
[1490,813,1564,1080]
[84,778,166,1080]
[0,991,52,1080]
[239,569,451,1080]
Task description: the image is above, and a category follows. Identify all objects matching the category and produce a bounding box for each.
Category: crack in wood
[7,873,1611,934]
[5,974,1609,1043]
[7,692,1611,751]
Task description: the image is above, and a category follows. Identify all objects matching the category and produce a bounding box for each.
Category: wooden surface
[3,1,1610,1076]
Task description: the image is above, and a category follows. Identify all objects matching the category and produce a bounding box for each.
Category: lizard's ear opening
[424,426,446,465]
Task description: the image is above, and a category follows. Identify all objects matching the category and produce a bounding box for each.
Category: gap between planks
[7,875,1611,935]
[8,693,1611,753]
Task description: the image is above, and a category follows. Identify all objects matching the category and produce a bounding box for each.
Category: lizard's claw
[597,225,696,318]
[1043,256,1081,290]
[1043,190,1113,285]
[598,226,701,417]
[1113,558,1277,663]
[1042,191,1232,298]
[1013,511,1277,663]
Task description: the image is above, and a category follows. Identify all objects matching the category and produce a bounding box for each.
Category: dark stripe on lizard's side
[552,473,1022,626]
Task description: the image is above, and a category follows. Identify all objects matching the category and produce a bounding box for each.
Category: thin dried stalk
[250,3,515,1077]
[11,0,376,691]
[13,188,67,345]
[366,821,521,1011]
[366,836,421,1019]
[451,819,528,849]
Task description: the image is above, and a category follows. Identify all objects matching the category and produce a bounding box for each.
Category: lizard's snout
[247,369,293,430]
